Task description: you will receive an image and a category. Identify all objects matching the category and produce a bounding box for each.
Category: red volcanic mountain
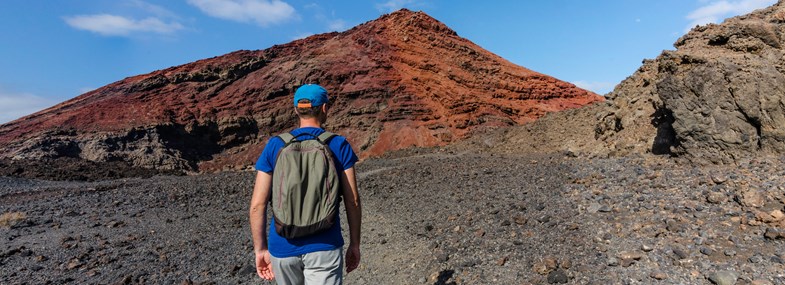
[0,9,602,172]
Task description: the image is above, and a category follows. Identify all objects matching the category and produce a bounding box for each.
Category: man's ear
[321,104,329,114]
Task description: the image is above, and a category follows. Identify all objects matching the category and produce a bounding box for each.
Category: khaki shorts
[270,247,343,285]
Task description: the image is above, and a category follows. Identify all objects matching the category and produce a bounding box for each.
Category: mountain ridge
[0,9,602,173]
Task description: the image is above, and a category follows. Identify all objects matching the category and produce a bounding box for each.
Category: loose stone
[650,271,667,280]
[546,269,568,284]
[673,248,689,260]
[543,257,558,271]
[607,257,619,267]
[707,192,727,204]
[764,228,785,240]
[707,270,738,285]
[618,251,643,267]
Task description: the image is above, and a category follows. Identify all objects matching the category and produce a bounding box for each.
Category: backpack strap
[276,132,296,143]
[277,131,336,144]
[317,131,337,144]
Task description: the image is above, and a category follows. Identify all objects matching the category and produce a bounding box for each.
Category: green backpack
[271,131,341,239]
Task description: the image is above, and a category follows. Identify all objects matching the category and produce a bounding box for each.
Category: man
[249,84,362,284]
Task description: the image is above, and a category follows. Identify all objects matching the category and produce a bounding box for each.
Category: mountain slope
[0,9,602,172]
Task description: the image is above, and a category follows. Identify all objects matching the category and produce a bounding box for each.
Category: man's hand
[255,250,274,280]
[345,244,361,273]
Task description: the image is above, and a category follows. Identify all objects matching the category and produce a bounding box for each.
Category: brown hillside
[0,9,602,172]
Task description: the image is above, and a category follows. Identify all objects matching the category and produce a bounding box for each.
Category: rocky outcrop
[482,1,785,163]
[0,9,601,172]
[601,1,785,163]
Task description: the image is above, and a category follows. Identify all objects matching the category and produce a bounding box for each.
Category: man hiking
[250,84,362,284]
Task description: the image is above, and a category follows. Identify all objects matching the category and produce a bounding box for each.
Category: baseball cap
[293,84,329,108]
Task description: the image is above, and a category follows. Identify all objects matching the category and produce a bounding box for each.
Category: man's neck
[299,118,322,129]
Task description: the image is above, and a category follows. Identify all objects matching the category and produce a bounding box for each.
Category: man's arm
[250,171,274,280]
[340,167,362,273]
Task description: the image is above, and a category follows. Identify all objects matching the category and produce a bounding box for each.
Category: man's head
[293,84,329,121]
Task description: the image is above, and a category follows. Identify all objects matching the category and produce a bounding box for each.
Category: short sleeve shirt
[255,127,358,258]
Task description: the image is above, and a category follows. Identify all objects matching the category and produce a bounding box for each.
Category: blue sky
[0,0,778,124]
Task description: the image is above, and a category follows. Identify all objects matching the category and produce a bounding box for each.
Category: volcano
[0,9,602,172]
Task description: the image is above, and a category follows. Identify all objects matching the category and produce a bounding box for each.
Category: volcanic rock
[480,1,785,164]
[603,1,785,163]
[764,227,785,240]
[708,270,738,285]
[0,9,600,174]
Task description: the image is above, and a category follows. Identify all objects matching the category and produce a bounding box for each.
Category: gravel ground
[2,149,785,284]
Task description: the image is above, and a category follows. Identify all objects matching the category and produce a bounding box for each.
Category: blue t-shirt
[255,127,358,258]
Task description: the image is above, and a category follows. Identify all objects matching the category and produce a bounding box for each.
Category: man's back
[255,127,357,258]
[249,83,362,285]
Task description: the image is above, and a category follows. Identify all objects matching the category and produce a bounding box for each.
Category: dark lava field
[2,148,784,284]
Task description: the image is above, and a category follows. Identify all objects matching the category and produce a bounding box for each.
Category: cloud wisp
[0,91,59,125]
[187,0,297,26]
[686,0,777,31]
[64,1,184,37]
[64,14,184,36]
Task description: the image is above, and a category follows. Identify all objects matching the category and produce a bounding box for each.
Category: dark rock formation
[598,1,785,163]
[490,1,785,164]
[0,9,601,173]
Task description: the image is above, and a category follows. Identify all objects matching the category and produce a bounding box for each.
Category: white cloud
[0,91,59,124]
[571,81,616,95]
[686,0,777,31]
[64,14,184,36]
[376,0,419,12]
[187,0,297,26]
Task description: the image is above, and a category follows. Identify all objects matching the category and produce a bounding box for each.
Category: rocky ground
[1,147,784,285]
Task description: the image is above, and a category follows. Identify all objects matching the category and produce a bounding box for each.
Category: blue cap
[293,84,329,108]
